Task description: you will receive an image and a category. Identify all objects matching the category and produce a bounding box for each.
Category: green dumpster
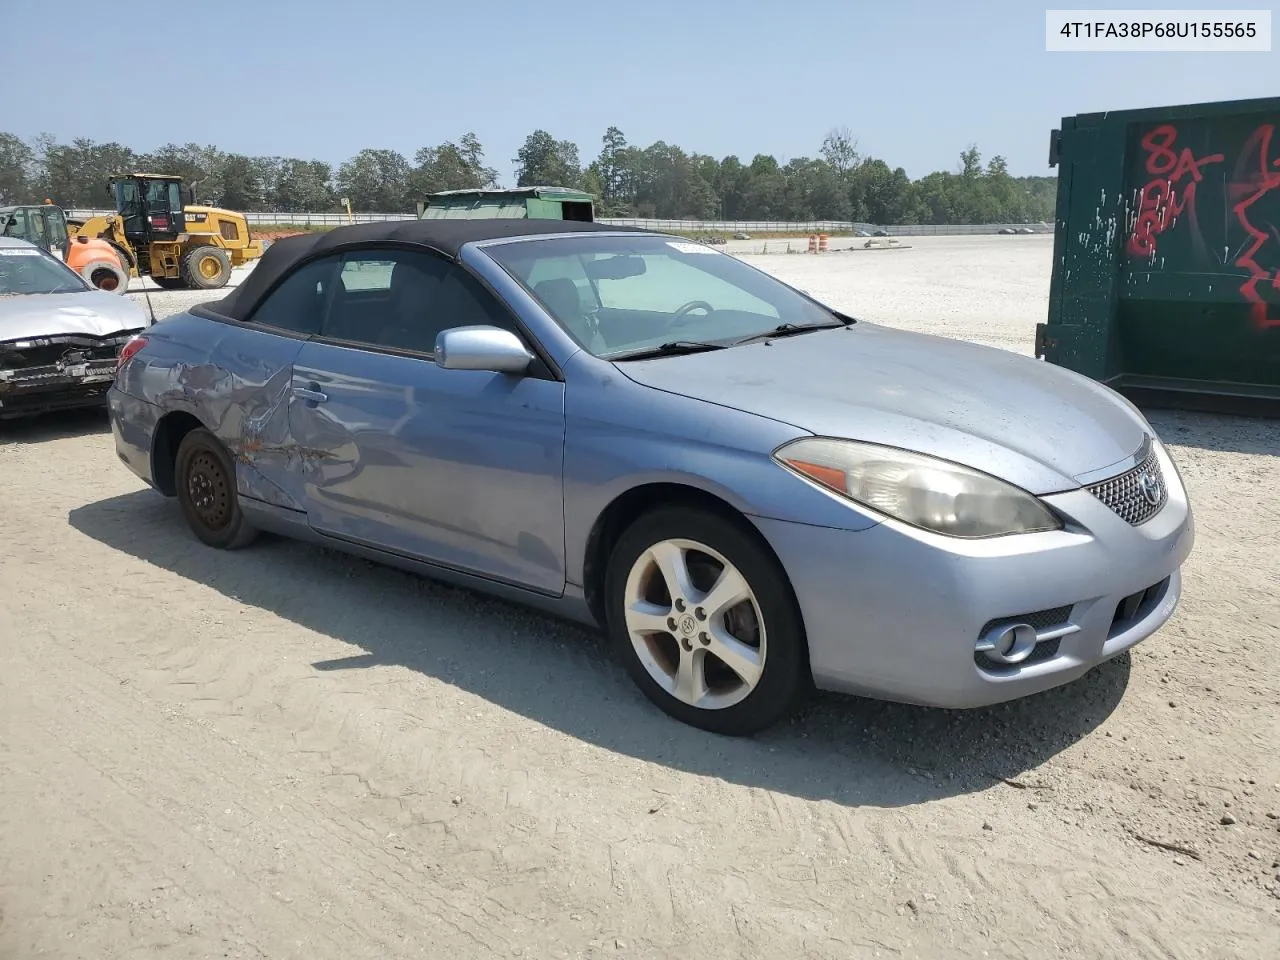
[416,186,595,222]
[1037,95,1280,415]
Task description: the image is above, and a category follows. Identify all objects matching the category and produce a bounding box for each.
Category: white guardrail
[65,210,1053,236]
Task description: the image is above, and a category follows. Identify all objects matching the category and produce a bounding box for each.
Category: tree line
[0,126,1057,225]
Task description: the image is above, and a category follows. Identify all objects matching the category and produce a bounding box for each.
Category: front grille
[1086,442,1168,525]
[1109,576,1171,637]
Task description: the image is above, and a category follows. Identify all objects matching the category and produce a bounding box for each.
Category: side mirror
[435,325,534,374]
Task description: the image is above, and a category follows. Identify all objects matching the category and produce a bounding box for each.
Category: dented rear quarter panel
[114,311,308,511]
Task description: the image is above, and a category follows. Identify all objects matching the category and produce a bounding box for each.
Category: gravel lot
[2,234,1278,959]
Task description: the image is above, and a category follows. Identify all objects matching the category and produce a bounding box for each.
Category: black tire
[180,245,232,290]
[174,427,258,550]
[604,505,808,736]
[151,276,185,290]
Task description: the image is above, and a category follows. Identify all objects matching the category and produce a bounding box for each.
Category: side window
[6,209,28,238]
[45,210,69,247]
[339,258,396,292]
[323,248,518,355]
[246,255,339,334]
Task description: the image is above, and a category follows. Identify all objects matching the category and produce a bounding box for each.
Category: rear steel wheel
[174,427,258,549]
[186,449,232,530]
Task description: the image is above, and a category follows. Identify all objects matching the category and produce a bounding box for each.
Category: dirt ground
[2,235,1278,959]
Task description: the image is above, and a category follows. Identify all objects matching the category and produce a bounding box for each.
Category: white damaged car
[0,237,150,420]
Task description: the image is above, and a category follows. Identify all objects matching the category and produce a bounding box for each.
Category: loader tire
[151,277,186,290]
[108,242,134,275]
[180,245,232,290]
[80,258,128,295]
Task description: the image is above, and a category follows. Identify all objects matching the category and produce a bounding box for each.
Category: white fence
[65,209,1053,236]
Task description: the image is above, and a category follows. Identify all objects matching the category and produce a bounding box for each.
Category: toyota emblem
[1138,471,1163,505]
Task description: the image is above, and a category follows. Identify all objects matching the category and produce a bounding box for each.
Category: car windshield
[482,233,846,359]
[0,248,88,296]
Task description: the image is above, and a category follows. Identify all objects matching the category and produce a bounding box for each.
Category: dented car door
[186,255,339,510]
[286,250,569,595]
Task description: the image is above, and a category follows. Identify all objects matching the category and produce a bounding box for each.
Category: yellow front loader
[69,173,263,290]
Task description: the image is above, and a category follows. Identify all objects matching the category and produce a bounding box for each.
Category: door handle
[293,385,328,404]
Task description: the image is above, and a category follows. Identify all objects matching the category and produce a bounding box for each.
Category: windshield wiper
[610,340,728,361]
[732,321,849,346]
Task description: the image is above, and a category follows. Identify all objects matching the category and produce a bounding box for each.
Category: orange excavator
[0,201,130,293]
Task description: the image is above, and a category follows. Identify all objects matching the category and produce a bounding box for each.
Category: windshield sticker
[665,241,720,255]
[0,248,43,256]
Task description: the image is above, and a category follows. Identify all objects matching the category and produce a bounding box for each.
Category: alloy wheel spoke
[706,624,764,687]
[648,540,695,603]
[674,647,709,705]
[698,565,751,621]
[625,599,674,636]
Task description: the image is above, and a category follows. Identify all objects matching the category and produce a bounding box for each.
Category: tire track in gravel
[2,630,525,959]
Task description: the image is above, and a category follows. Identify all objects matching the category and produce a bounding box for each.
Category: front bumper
[0,363,119,418]
[0,331,140,419]
[753,442,1195,709]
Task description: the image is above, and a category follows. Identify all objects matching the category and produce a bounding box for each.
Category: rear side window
[339,258,396,292]
[247,256,339,334]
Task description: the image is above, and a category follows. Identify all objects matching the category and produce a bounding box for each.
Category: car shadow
[0,406,110,445]
[68,490,1132,808]
[1146,408,1280,456]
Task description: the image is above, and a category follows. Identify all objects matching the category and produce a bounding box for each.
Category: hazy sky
[8,0,1276,182]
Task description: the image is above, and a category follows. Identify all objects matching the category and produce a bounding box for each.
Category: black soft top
[212,217,647,321]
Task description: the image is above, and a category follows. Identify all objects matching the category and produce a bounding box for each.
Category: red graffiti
[1229,124,1280,331]
[1127,125,1224,258]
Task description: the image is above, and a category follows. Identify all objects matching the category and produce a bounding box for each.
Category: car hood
[0,291,149,342]
[612,322,1150,494]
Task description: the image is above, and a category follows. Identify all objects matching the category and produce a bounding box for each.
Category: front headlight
[773,438,1063,538]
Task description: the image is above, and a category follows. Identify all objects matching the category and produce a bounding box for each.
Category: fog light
[975,622,1038,665]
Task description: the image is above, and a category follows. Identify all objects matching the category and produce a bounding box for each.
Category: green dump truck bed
[418,186,595,221]
[1038,95,1280,415]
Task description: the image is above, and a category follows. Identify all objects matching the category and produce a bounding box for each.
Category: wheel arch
[150,410,211,496]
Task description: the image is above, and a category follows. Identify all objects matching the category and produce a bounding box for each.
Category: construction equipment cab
[0,203,72,259]
[114,175,187,242]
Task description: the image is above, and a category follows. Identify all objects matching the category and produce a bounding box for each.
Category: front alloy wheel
[605,507,807,735]
[624,538,766,711]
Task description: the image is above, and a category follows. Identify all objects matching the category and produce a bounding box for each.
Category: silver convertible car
[108,219,1195,735]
